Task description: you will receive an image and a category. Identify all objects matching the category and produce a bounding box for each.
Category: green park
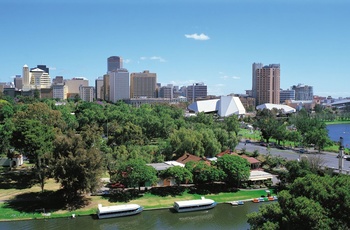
[1,96,350,229]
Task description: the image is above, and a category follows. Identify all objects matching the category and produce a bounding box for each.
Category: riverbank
[0,184,274,221]
[325,120,350,125]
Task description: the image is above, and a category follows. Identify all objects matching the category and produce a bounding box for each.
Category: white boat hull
[174,202,217,213]
[98,207,143,219]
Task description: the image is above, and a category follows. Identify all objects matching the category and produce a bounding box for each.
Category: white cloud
[140,56,166,62]
[185,33,210,41]
[220,75,240,80]
[150,56,166,62]
[48,66,57,71]
[124,59,131,64]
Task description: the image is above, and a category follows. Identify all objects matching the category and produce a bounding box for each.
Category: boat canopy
[98,204,141,214]
[174,199,215,208]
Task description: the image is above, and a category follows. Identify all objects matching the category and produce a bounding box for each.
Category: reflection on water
[177,210,214,222]
[0,202,271,230]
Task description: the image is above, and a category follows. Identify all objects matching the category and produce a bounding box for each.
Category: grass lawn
[0,177,275,221]
[325,120,350,125]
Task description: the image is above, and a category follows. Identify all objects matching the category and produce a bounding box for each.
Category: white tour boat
[173,197,217,213]
[97,204,143,219]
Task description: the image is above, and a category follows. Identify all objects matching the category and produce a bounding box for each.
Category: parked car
[337,155,348,159]
[107,182,125,189]
[91,190,109,196]
[299,148,307,153]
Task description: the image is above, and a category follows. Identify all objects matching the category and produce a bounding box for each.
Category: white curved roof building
[256,103,296,114]
[188,96,246,117]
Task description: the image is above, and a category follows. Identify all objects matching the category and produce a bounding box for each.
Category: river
[0,202,271,230]
[327,123,350,148]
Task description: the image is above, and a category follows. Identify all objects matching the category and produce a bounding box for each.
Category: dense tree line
[0,96,244,198]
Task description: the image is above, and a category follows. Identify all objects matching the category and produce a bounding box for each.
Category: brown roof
[216,150,260,165]
[239,154,261,164]
[216,149,231,157]
[175,153,210,165]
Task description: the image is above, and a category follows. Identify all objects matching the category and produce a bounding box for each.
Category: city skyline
[1,0,349,98]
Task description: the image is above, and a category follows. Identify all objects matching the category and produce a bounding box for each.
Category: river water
[0,202,271,230]
[327,124,350,148]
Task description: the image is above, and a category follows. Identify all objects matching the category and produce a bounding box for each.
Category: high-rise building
[107,56,123,72]
[79,85,94,102]
[95,77,104,101]
[109,68,130,103]
[22,64,30,91]
[130,70,157,98]
[252,63,263,99]
[280,89,295,104]
[22,64,51,91]
[186,83,207,102]
[53,84,68,100]
[31,65,49,74]
[253,63,280,105]
[14,75,23,90]
[103,74,110,101]
[64,77,89,99]
[159,84,173,99]
[29,68,51,89]
[291,84,313,100]
[52,76,64,84]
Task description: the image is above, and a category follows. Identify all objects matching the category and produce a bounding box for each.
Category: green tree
[216,154,250,186]
[112,158,157,190]
[53,132,104,201]
[11,119,55,192]
[223,115,240,135]
[169,127,205,158]
[161,166,193,185]
[248,174,350,229]
[0,118,14,157]
[253,109,279,143]
[108,121,144,146]
[187,161,225,184]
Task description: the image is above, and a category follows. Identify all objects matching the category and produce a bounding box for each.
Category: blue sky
[1,0,349,98]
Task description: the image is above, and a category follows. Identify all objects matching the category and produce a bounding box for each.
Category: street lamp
[339,137,344,173]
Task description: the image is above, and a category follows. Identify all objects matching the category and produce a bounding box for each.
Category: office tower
[253,63,280,105]
[109,68,130,103]
[22,64,30,91]
[186,83,207,102]
[159,85,173,99]
[31,65,49,74]
[280,89,295,104]
[22,64,51,91]
[252,63,263,99]
[14,75,23,90]
[291,84,313,100]
[64,77,89,99]
[107,56,123,72]
[29,68,51,89]
[130,70,157,98]
[103,74,110,101]
[52,76,64,84]
[53,84,68,100]
[79,86,94,102]
[95,76,104,100]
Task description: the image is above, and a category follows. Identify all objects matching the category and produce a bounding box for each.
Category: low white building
[256,103,296,114]
[188,96,246,117]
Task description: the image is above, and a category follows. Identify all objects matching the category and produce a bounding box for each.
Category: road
[235,141,350,173]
